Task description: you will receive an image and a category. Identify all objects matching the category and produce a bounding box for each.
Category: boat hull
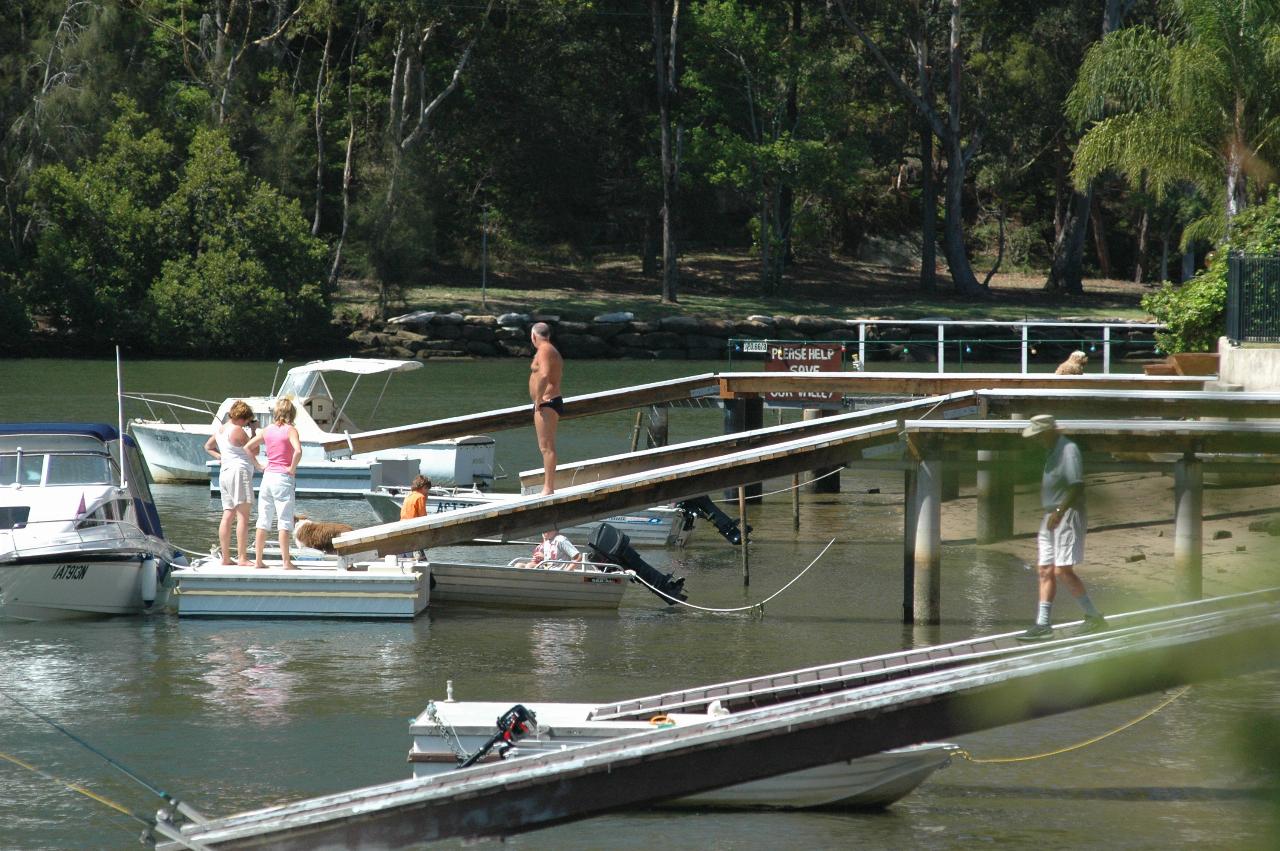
[135,421,496,489]
[0,554,172,621]
[429,561,628,609]
[171,562,428,619]
[365,490,693,547]
[408,700,953,809]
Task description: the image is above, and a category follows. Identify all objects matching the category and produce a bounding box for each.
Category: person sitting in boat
[517,528,584,570]
[400,475,432,520]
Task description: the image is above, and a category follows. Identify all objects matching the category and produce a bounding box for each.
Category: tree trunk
[1133,204,1149,284]
[917,17,936,294]
[641,211,659,276]
[1090,198,1112,279]
[652,0,681,304]
[312,23,332,237]
[1046,0,1133,293]
[1159,231,1169,282]
[328,103,356,292]
[779,0,801,267]
[941,0,979,294]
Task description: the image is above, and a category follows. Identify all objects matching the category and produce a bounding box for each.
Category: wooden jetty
[158,592,1280,849]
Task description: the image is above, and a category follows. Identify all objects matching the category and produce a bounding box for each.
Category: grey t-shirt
[1041,435,1084,510]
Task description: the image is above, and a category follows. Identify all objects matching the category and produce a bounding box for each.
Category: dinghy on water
[409,697,956,809]
[0,424,183,620]
[128,358,496,491]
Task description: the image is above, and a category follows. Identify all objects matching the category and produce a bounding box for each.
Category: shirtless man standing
[529,322,563,495]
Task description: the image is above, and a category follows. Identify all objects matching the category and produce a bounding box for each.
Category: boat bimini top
[274,358,424,434]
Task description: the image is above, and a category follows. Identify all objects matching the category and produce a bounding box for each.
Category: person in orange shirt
[400,475,431,520]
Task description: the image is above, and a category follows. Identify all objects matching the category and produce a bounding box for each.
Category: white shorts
[1037,507,1086,568]
[219,465,253,510]
[256,471,296,532]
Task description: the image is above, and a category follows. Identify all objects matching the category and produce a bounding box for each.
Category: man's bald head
[531,322,551,340]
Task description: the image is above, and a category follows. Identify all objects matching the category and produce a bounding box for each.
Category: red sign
[764,343,844,407]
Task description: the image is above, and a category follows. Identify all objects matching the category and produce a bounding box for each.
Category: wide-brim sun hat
[1021,414,1058,438]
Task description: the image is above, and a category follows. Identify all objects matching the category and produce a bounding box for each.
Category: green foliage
[1142,192,1280,352]
[152,128,329,355]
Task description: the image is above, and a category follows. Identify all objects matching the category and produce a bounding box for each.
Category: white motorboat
[0,424,182,620]
[364,485,695,547]
[170,552,429,619]
[409,698,955,809]
[128,358,496,489]
[428,558,629,609]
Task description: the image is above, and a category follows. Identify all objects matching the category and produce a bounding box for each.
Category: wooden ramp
[718,371,1209,397]
[159,592,1280,849]
[319,374,721,455]
[333,420,900,555]
[904,417,1280,453]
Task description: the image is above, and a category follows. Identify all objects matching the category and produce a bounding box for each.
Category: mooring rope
[953,685,1192,764]
[0,687,204,824]
[624,538,835,614]
[706,465,846,505]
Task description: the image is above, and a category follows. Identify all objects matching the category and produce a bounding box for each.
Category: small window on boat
[0,506,30,529]
[0,454,44,485]
[45,454,113,486]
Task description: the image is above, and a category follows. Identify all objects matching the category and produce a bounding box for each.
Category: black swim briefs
[538,396,565,415]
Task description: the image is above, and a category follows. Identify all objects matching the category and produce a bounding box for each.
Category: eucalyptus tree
[652,0,681,303]
[1067,0,1280,245]
[835,0,985,294]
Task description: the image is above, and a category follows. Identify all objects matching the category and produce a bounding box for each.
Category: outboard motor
[588,523,687,605]
[458,704,538,769]
[676,495,750,546]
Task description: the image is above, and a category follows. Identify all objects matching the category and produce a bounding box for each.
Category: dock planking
[332,420,900,555]
[719,371,1208,397]
[159,593,1280,848]
[904,417,1280,454]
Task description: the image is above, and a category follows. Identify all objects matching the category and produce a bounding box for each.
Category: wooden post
[628,411,644,452]
[723,398,764,503]
[645,404,669,449]
[976,449,1014,543]
[913,457,943,625]
[792,472,800,532]
[802,409,841,493]
[1173,453,1203,602]
[902,467,917,624]
[738,485,750,586]
[941,456,960,501]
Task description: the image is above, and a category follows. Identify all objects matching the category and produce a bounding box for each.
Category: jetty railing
[1226,253,1280,344]
[731,319,1165,374]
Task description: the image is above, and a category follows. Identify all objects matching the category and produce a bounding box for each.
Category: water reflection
[197,635,297,723]
[529,618,589,678]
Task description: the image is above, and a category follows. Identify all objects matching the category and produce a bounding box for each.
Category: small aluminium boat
[128,358,496,491]
[0,423,182,620]
[409,698,955,809]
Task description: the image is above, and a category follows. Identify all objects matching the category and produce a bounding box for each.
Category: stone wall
[348,309,1159,364]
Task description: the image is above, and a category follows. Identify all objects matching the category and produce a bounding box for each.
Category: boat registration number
[583,576,622,585]
[52,564,89,580]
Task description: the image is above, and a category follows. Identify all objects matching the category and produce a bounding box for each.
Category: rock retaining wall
[348,310,1159,363]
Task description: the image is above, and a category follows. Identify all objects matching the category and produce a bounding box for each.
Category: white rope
[707,465,845,505]
[625,538,836,614]
[170,542,215,559]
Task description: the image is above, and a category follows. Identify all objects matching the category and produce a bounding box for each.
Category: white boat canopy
[286,358,423,378]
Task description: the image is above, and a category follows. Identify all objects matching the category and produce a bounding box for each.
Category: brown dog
[293,515,355,554]
[1055,350,1088,375]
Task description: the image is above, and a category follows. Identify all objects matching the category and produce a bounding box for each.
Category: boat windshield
[277,370,331,401]
[0,453,113,487]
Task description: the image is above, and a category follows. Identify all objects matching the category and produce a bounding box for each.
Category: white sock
[1036,602,1052,626]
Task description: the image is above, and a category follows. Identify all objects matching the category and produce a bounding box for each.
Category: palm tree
[1066,0,1280,242]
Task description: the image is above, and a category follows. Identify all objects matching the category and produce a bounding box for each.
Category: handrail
[0,518,154,561]
[122,392,220,423]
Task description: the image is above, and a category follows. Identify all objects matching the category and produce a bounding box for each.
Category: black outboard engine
[588,523,687,604]
[458,704,538,769]
[676,495,751,546]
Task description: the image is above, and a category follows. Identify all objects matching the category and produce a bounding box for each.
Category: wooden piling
[976,449,1014,543]
[645,404,669,449]
[791,473,800,531]
[1173,454,1203,601]
[901,467,917,624]
[738,485,750,586]
[802,409,842,493]
[723,398,764,503]
[912,457,943,624]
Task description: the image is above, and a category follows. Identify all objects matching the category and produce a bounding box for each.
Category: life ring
[648,714,675,727]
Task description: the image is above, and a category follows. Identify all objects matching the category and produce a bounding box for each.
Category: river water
[0,358,1275,850]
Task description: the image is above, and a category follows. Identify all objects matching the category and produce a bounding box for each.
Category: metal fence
[1227,254,1280,344]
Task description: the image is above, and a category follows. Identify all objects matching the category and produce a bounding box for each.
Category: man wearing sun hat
[1018,414,1108,641]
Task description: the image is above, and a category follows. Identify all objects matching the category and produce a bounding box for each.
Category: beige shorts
[220,466,253,510]
[1037,507,1086,567]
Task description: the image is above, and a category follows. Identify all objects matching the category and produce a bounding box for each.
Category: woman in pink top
[245,398,302,569]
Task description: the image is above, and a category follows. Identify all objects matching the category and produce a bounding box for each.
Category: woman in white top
[204,400,263,565]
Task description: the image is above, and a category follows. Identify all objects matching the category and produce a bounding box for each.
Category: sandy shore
[942,470,1280,599]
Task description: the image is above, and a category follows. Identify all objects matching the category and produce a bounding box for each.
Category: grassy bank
[336,253,1158,323]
